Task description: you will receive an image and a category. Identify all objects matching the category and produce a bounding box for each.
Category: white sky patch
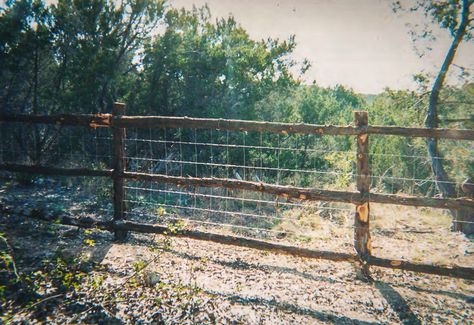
[169,0,474,94]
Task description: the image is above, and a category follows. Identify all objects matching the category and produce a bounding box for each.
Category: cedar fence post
[112,102,128,241]
[354,111,372,277]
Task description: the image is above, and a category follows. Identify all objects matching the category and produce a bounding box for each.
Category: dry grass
[273,202,473,267]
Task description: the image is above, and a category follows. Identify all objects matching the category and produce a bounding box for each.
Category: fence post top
[354,111,368,126]
[354,110,368,116]
[113,102,126,115]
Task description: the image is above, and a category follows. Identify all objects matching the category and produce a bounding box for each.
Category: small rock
[144,271,161,287]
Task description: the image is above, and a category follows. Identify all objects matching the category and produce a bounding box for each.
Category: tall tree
[50,0,164,113]
[134,6,303,119]
[0,0,164,164]
[394,0,474,234]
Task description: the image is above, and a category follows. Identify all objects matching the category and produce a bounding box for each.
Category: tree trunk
[425,0,473,234]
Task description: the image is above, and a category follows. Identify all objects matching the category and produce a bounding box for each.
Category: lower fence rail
[1,164,472,210]
[2,205,473,280]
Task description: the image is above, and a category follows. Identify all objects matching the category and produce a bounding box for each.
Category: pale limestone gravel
[95,232,473,324]
[1,181,473,324]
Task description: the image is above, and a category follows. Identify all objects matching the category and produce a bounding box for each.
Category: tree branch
[422,0,474,234]
[425,0,472,129]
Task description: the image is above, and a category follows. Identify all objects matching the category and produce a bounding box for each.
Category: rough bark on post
[354,111,371,276]
[112,102,128,241]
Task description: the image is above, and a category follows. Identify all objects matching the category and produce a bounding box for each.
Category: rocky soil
[0,180,473,324]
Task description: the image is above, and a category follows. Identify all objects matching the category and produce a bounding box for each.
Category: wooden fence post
[112,102,128,241]
[354,111,372,276]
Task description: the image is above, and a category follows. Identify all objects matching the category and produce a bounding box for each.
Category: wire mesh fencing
[0,122,113,170]
[369,135,474,198]
[368,135,474,233]
[1,110,474,278]
[0,122,114,221]
[122,127,356,250]
[2,119,472,241]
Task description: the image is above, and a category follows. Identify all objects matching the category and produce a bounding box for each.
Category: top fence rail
[1,113,473,140]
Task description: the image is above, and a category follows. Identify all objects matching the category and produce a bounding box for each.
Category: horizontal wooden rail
[114,116,358,136]
[0,165,472,210]
[20,212,356,262]
[1,113,473,139]
[124,171,361,203]
[0,113,111,128]
[123,172,474,210]
[365,256,474,280]
[15,211,474,280]
[113,116,474,140]
[0,164,113,177]
[367,125,474,140]
[116,221,356,262]
[367,192,474,210]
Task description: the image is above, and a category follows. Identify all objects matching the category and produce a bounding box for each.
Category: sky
[169,0,474,94]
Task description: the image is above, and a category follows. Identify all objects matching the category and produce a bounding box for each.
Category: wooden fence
[1,103,473,280]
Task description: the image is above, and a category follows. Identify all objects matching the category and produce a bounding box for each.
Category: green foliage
[324,151,353,189]
[0,0,301,120]
[0,0,471,202]
[90,274,105,290]
[44,257,86,291]
[95,186,112,206]
[130,5,300,119]
[132,260,147,273]
[0,233,19,303]
[255,84,363,124]
[166,219,186,234]
[368,87,473,193]
[368,90,428,193]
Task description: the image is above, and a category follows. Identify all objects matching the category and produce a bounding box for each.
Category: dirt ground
[1,180,473,324]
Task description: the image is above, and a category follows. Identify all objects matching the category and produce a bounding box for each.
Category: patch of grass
[272,204,352,242]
